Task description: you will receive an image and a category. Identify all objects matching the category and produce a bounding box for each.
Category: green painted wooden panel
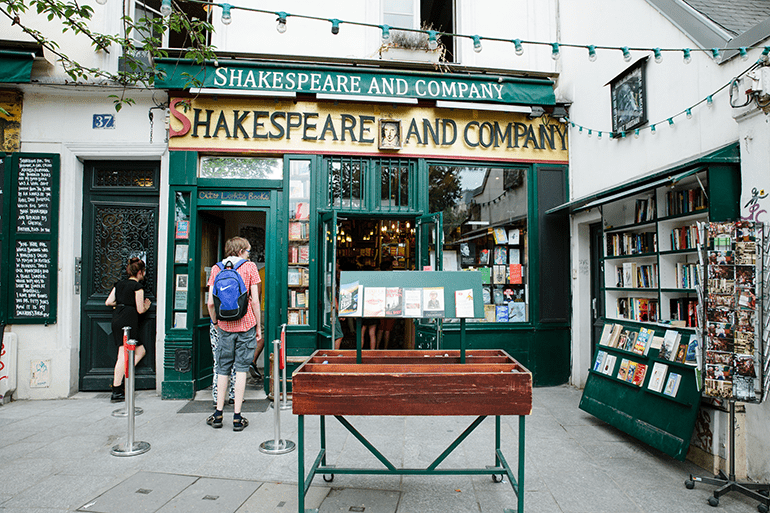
[579,321,701,460]
[708,165,741,221]
[169,151,198,186]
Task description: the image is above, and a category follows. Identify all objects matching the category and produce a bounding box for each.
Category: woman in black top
[105,258,151,402]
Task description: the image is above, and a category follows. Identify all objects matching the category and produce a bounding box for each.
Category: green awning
[154,58,556,106]
[0,50,35,83]
[546,141,740,214]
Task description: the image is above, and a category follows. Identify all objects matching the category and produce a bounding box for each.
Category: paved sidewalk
[0,385,762,512]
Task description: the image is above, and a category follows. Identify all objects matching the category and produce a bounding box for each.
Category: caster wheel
[708,496,719,507]
[685,480,695,489]
[323,474,334,482]
[758,503,768,513]
[492,474,502,483]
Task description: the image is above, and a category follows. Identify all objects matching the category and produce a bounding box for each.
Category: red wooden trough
[292,349,532,417]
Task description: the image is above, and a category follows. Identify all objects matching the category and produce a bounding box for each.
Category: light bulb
[276,12,287,33]
[668,118,674,126]
[686,108,692,119]
[597,131,602,139]
[472,36,482,53]
[706,95,713,107]
[739,47,748,61]
[651,125,657,135]
[620,131,626,138]
[221,3,231,25]
[95,0,108,5]
[588,45,597,62]
[653,48,662,63]
[513,39,524,56]
[428,31,438,50]
[634,129,640,139]
[622,46,632,62]
[551,42,560,60]
[381,25,390,42]
[160,0,172,17]
[331,19,340,35]
[587,129,592,138]
[683,48,692,64]
[711,48,721,62]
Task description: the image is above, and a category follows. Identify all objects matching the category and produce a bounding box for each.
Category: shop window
[378,158,413,210]
[199,157,282,179]
[288,161,311,325]
[328,157,366,210]
[429,165,529,323]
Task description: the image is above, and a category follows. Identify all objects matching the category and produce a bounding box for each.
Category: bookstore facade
[157,60,571,399]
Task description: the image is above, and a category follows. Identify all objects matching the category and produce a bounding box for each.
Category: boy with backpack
[206,236,263,431]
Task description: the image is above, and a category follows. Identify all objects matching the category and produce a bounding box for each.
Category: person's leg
[216,374,229,411]
[232,327,256,431]
[113,345,125,386]
[134,345,146,364]
[210,324,219,402]
[368,325,377,350]
[233,371,247,413]
[382,330,391,350]
[334,337,343,349]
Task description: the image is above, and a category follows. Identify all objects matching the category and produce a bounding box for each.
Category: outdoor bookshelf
[579,320,701,460]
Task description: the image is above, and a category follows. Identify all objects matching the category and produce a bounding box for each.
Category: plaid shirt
[208,257,261,333]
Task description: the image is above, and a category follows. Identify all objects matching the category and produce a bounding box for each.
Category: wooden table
[292,349,532,513]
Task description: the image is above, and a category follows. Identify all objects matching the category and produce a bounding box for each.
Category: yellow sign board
[169,98,568,163]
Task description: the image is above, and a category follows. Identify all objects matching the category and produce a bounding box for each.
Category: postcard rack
[686,221,770,510]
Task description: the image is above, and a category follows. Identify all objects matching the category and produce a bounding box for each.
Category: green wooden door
[79,161,159,391]
[318,211,338,347]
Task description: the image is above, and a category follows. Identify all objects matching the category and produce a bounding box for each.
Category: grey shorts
[215,326,256,375]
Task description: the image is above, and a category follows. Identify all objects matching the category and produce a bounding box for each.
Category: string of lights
[149,0,770,139]
[157,0,770,64]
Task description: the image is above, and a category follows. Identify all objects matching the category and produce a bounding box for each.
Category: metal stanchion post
[111,339,150,457]
[112,326,143,417]
[280,324,292,410]
[259,339,295,455]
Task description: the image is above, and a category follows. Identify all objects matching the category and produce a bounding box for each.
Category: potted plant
[379,23,446,63]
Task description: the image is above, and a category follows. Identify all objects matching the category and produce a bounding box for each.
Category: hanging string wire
[164,0,770,138]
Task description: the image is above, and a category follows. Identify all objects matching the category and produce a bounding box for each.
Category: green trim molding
[154,58,556,106]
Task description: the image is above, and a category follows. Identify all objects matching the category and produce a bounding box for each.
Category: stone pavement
[0,385,763,513]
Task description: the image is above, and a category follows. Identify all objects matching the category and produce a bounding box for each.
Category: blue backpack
[212,259,250,321]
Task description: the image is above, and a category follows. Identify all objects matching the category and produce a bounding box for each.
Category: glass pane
[429,165,529,323]
[329,158,364,209]
[288,161,310,325]
[380,161,410,209]
[199,157,282,179]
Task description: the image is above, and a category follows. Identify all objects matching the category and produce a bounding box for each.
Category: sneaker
[110,384,125,403]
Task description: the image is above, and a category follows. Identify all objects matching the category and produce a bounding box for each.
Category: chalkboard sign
[14,239,51,318]
[1,153,59,324]
[16,156,53,233]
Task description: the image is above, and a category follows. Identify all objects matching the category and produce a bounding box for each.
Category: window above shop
[382,0,455,62]
[199,157,282,179]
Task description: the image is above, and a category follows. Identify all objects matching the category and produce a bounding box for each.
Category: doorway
[79,161,159,391]
[194,209,269,390]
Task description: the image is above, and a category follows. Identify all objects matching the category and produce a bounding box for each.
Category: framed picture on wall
[609,58,648,136]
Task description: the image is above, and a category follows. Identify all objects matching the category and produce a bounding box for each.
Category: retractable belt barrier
[259,337,295,455]
[110,329,150,457]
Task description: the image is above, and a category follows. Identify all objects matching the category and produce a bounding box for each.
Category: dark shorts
[215,326,256,375]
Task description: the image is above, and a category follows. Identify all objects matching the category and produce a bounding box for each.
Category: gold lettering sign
[169,98,568,163]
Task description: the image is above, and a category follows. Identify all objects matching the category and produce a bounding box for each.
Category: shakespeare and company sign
[169,98,568,163]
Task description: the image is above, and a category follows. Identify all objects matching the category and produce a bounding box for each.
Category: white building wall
[10,90,169,399]
[558,0,770,482]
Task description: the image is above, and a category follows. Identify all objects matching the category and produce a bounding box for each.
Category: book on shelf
[385,287,403,317]
[478,249,490,265]
[493,228,508,244]
[625,361,637,382]
[617,330,629,351]
[493,247,507,265]
[493,287,504,305]
[492,265,507,284]
[509,264,523,284]
[617,359,631,380]
[295,202,310,220]
[594,350,608,372]
[684,334,700,366]
[287,268,301,286]
[484,304,496,322]
[288,221,308,240]
[635,195,656,223]
[631,363,648,386]
[454,289,474,318]
[479,267,491,284]
[666,187,707,216]
[404,288,423,317]
[339,281,362,316]
[598,324,614,346]
[508,302,526,322]
[631,328,651,355]
[297,245,310,265]
[648,362,669,392]
[509,248,520,264]
[495,305,509,322]
[508,229,520,244]
[606,231,657,256]
[671,224,700,251]
[659,330,681,360]
[363,287,386,317]
[607,323,623,348]
[601,354,617,375]
[663,372,682,397]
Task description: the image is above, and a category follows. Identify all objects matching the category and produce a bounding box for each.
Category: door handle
[74,257,82,295]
